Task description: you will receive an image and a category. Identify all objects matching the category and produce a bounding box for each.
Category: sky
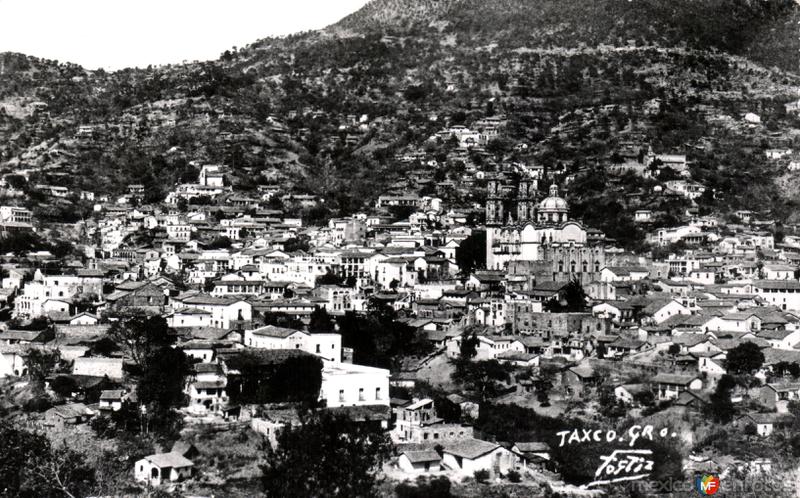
[0,0,371,70]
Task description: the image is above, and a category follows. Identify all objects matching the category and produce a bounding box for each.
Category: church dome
[538,184,569,213]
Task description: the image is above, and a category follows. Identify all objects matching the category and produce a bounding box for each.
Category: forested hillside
[1,0,800,241]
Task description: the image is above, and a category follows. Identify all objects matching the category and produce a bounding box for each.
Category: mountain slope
[334,0,800,71]
[1,0,800,235]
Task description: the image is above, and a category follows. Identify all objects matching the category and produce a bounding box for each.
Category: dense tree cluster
[261,413,391,497]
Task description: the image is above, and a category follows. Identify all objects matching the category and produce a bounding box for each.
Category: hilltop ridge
[1,0,800,237]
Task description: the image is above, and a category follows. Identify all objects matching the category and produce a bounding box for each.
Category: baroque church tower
[485,176,606,284]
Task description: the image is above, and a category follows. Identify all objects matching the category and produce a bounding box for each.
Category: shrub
[507,470,522,482]
[396,476,452,498]
[474,469,490,483]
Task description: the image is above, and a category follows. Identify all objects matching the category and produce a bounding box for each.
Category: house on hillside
[440,438,515,475]
[44,403,95,429]
[397,449,443,473]
[651,373,702,401]
[134,453,194,487]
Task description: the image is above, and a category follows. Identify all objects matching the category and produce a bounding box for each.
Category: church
[485,175,607,284]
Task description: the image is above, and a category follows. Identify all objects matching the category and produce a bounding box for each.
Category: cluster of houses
[1,153,800,488]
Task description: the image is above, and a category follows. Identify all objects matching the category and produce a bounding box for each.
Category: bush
[90,415,114,438]
[507,470,522,482]
[396,476,452,498]
[474,469,490,483]
[22,395,53,412]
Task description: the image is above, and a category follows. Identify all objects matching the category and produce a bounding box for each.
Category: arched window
[582,261,588,273]
[570,261,576,273]
[594,261,600,273]
[558,262,564,273]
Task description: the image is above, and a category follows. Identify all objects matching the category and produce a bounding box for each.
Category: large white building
[752,280,800,312]
[170,294,252,329]
[14,270,103,318]
[319,362,390,408]
[244,325,342,366]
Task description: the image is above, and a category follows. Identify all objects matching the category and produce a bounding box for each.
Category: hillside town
[6,0,800,497]
[2,132,800,495]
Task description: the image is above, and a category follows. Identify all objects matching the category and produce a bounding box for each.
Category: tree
[633,389,656,407]
[72,292,99,313]
[459,329,480,360]
[544,279,587,312]
[226,353,322,406]
[207,236,232,249]
[268,356,324,405]
[705,374,736,423]
[261,312,305,330]
[451,360,510,401]
[261,413,391,497]
[0,421,50,495]
[596,341,607,359]
[455,231,486,276]
[27,444,96,498]
[0,422,95,498]
[108,315,175,369]
[598,385,626,418]
[315,271,343,286]
[726,341,765,376]
[667,344,681,356]
[308,307,335,333]
[534,375,553,407]
[50,375,79,399]
[137,347,189,412]
[337,305,431,370]
[283,236,310,253]
[25,348,60,385]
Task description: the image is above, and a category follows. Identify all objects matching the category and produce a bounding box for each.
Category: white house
[644,298,691,325]
[0,345,26,377]
[397,449,442,473]
[134,453,194,486]
[600,266,650,282]
[445,334,525,361]
[244,326,341,366]
[696,353,727,375]
[614,383,650,405]
[752,280,800,312]
[440,439,515,475]
[98,390,125,411]
[319,363,390,409]
[760,328,800,350]
[737,413,784,437]
[173,295,252,329]
[69,312,99,325]
[763,264,796,280]
[651,373,702,401]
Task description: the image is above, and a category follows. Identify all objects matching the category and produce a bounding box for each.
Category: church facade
[485,176,606,284]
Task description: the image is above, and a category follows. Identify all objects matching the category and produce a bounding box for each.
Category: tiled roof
[441,438,500,459]
[249,325,306,339]
[144,452,194,469]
